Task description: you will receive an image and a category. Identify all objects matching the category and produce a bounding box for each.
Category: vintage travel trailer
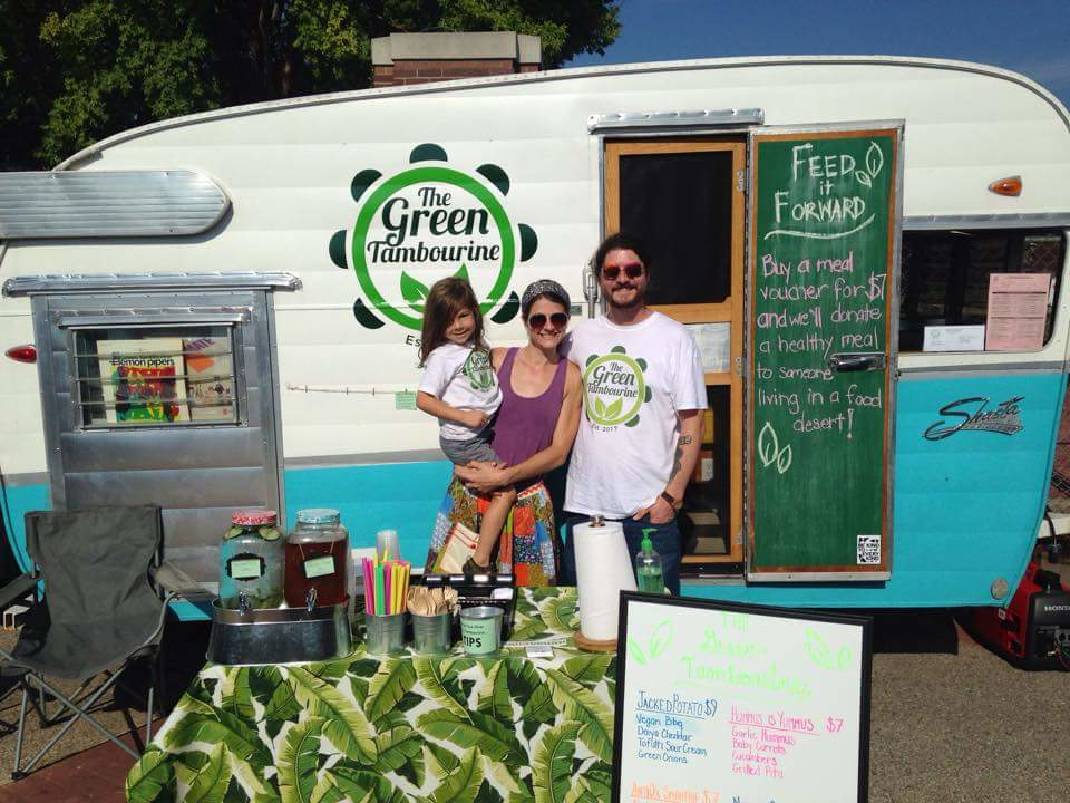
[1,56,1067,614]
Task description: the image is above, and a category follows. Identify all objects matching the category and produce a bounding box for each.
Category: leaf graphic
[804,627,834,669]
[757,422,780,468]
[478,661,514,721]
[426,741,461,776]
[593,397,606,417]
[163,711,272,767]
[328,230,347,270]
[365,659,417,724]
[776,444,793,474]
[374,725,425,785]
[543,669,614,763]
[624,638,642,668]
[417,708,525,764]
[561,655,613,685]
[289,667,377,764]
[865,141,885,178]
[624,416,639,428]
[855,170,872,188]
[644,386,652,402]
[125,749,175,803]
[610,346,626,354]
[400,271,430,312]
[636,357,647,370]
[585,355,598,367]
[648,619,673,659]
[277,717,324,803]
[521,683,559,724]
[352,298,385,329]
[490,290,520,323]
[319,767,409,803]
[605,397,623,420]
[430,747,484,803]
[455,264,470,281]
[413,657,471,719]
[532,723,581,803]
[250,666,301,723]
[538,595,577,633]
[220,667,254,720]
[183,742,232,803]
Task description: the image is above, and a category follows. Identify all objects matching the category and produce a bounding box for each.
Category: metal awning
[0,170,230,239]
[2,272,302,297]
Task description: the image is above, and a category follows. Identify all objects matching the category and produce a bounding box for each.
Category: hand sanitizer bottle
[635,528,664,594]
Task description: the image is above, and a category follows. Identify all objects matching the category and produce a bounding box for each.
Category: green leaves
[532,723,581,803]
[125,750,175,803]
[288,667,377,765]
[277,718,324,803]
[543,669,613,763]
[429,747,485,803]
[417,708,525,765]
[399,271,430,312]
[365,659,417,724]
[179,743,231,803]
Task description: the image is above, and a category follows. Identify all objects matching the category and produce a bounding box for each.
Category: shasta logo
[329,143,537,330]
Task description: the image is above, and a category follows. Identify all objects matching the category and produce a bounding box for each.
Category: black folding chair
[0,505,173,778]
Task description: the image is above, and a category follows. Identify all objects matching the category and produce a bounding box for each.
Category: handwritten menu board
[612,593,872,803]
[749,128,899,575]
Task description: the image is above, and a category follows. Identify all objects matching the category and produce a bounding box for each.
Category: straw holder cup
[365,612,407,655]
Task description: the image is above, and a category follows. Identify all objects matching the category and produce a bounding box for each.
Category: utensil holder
[412,612,452,655]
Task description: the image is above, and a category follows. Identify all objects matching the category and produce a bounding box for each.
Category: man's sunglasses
[527,312,569,329]
[601,263,644,280]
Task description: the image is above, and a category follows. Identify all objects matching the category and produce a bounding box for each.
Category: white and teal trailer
[1,56,1067,614]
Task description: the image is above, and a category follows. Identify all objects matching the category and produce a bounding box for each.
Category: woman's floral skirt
[426,477,557,587]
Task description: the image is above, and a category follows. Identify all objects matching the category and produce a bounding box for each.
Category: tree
[2,1,621,169]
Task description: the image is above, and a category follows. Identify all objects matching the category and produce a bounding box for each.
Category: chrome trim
[587,108,764,132]
[898,362,1065,377]
[56,310,249,327]
[0,170,229,238]
[3,272,302,297]
[284,449,447,467]
[904,213,1070,230]
[746,572,891,583]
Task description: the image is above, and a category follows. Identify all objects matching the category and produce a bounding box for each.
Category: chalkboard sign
[612,592,873,803]
[749,127,900,576]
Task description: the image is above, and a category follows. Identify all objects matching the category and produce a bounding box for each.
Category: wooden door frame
[603,138,746,565]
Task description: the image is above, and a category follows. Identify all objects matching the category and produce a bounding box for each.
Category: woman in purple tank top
[425,280,582,586]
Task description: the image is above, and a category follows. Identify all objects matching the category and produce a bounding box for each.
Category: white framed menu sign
[612,592,873,803]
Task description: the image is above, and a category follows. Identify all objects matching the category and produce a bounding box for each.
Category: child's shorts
[439,435,499,465]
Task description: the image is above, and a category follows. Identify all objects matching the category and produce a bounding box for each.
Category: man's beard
[606,286,644,309]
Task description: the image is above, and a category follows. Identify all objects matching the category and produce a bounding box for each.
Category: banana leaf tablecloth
[126,587,617,802]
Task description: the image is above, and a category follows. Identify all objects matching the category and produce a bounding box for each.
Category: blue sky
[566,1,1070,108]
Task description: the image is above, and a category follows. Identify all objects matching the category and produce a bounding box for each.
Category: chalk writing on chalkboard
[749,128,898,572]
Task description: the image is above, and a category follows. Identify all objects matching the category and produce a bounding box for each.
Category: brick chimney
[371,31,542,88]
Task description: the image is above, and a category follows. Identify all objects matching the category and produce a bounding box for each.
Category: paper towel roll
[573,519,636,641]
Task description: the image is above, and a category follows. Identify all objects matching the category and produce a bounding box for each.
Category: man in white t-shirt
[562,232,707,594]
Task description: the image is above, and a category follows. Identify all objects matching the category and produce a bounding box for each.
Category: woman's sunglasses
[527,312,569,330]
[601,263,644,281]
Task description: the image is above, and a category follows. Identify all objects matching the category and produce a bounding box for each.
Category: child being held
[416,277,516,572]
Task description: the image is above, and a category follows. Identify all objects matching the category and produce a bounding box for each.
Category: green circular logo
[350,166,516,330]
[583,352,646,426]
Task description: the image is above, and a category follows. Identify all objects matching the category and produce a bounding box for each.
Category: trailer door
[747,124,902,580]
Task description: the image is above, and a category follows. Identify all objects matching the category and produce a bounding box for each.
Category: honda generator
[968,561,1070,670]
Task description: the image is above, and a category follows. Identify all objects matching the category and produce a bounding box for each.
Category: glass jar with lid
[219,510,284,610]
[284,508,350,608]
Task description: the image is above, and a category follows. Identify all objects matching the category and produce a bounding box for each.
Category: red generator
[968,561,1070,670]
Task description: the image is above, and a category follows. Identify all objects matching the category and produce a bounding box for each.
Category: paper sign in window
[986,272,1051,351]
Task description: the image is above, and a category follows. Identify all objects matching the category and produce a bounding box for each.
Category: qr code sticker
[856,534,881,565]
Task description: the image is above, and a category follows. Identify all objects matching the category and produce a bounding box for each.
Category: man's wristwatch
[660,490,682,511]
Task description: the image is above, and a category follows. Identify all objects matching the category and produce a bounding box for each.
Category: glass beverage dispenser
[219,510,284,610]
[285,508,350,608]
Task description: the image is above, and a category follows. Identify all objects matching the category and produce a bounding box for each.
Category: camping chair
[0,505,173,779]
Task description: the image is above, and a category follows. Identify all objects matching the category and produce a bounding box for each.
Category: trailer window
[899,230,1065,352]
[72,326,238,428]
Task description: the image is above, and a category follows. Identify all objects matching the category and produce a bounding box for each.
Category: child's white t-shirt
[564,312,707,519]
[418,343,502,441]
